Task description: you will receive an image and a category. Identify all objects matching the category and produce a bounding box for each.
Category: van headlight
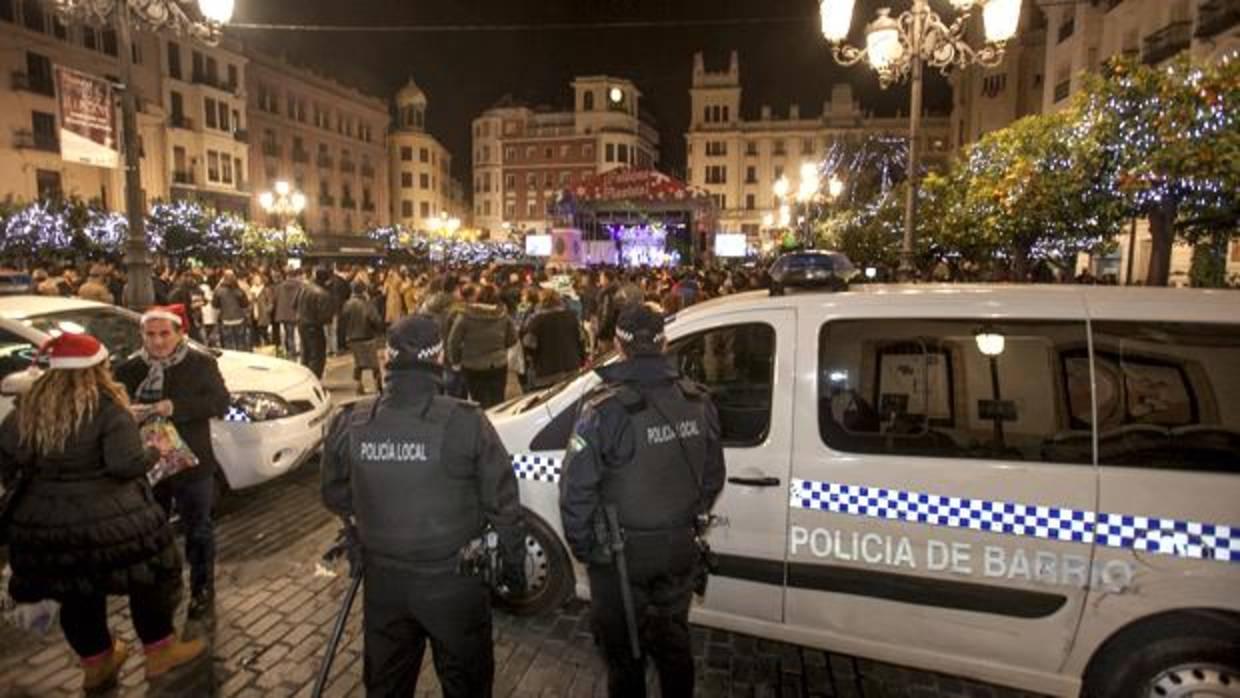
[227,392,292,423]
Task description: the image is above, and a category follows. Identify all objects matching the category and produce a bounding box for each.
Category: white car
[489,278,1240,698]
[0,296,331,493]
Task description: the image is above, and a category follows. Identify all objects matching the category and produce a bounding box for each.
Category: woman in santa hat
[0,333,206,692]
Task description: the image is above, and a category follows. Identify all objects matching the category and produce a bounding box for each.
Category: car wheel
[495,509,573,617]
[1085,615,1240,698]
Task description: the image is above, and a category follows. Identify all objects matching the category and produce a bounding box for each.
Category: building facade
[389,79,465,233]
[686,51,952,237]
[1040,0,1239,283]
[471,76,660,238]
[949,4,1047,150]
[246,49,389,239]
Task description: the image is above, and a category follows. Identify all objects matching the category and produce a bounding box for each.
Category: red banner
[569,168,710,203]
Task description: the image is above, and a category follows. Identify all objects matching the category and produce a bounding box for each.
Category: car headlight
[226,392,292,423]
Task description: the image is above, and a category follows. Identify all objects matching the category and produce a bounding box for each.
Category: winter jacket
[115,347,230,485]
[447,303,517,371]
[523,307,584,386]
[326,274,351,316]
[296,282,335,326]
[252,284,275,326]
[0,396,181,603]
[421,292,459,339]
[273,278,304,325]
[340,293,384,343]
[211,283,250,324]
[167,281,202,336]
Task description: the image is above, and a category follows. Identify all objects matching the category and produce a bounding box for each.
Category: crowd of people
[25,258,772,405]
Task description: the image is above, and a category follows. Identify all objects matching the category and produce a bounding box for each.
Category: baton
[311,573,362,698]
[604,504,642,660]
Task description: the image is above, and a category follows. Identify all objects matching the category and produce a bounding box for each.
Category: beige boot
[82,640,129,692]
[144,635,206,679]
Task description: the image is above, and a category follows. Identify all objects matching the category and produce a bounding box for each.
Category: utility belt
[592,510,720,597]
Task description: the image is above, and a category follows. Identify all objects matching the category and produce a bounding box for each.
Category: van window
[670,323,775,446]
[818,320,1092,464]
[1090,321,1240,474]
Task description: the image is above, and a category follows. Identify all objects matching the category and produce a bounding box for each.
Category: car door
[667,308,796,625]
[784,306,1098,680]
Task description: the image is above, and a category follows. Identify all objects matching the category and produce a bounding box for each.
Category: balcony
[172,170,195,185]
[341,197,357,210]
[232,129,248,144]
[12,129,59,152]
[340,159,356,174]
[319,194,335,207]
[170,114,194,130]
[11,71,54,96]
[1196,0,1240,38]
[1143,21,1193,65]
[317,154,333,169]
[262,142,281,158]
[292,148,310,164]
[190,71,237,93]
[360,163,375,178]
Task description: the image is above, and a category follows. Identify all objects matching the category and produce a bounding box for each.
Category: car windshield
[21,306,209,363]
[516,349,617,413]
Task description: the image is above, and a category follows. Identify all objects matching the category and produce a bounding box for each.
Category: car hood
[215,350,317,394]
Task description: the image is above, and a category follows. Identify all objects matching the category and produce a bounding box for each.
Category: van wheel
[495,509,573,617]
[1085,617,1240,698]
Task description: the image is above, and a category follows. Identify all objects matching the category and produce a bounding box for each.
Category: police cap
[615,303,666,355]
[386,313,443,369]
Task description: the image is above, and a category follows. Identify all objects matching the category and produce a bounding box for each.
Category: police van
[489,273,1240,698]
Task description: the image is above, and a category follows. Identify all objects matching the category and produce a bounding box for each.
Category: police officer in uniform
[322,314,526,697]
[559,304,726,697]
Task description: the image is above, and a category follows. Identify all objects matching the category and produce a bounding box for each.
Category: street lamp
[975,326,1008,449]
[820,0,1022,281]
[48,0,234,309]
[828,175,845,200]
[258,180,307,259]
[772,162,830,248]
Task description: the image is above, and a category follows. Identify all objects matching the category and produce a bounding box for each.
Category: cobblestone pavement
[0,357,1048,698]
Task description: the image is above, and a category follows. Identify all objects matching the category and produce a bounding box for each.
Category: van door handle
[727,476,781,487]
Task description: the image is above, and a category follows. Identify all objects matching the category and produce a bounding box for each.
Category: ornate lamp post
[258,180,307,259]
[820,0,1022,280]
[47,0,234,308]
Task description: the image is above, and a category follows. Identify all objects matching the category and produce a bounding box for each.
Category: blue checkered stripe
[790,479,1239,564]
[511,454,563,483]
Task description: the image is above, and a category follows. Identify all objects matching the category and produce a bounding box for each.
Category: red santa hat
[39,333,109,370]
[141,304,188,329]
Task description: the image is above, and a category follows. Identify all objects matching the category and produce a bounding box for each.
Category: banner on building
[55,65,118,168]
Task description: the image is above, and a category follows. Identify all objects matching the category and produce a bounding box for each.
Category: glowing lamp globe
[983,0,1022,43]
[197,0,234,24]
[275,180,290,196]
[290,192,307,213]
[773,176,791,200]
[975,331,1006,357]
[828,176,845,199]
[258,192,275,210]
[609,87,624,104]
[819,0,856,42]
[865,11,905,72]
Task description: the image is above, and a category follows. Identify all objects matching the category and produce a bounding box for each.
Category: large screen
[525,234,552,257]
[714,233,748,258]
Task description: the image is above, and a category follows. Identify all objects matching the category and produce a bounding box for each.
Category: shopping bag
[0,566,59,635]
[140,418,199,485]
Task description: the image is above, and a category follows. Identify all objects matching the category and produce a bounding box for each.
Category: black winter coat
[114,347,230,485]
[523,307,584,384]
[0,397,181,602]
[341,294,383,343]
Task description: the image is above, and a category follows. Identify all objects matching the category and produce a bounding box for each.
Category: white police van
[489,270,1240,698]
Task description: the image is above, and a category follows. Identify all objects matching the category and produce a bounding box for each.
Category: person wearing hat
[558,303,726,698]
[77,263,115,305]
[321,313,528,697]
[0,333,206,691]
[115,305,230,621]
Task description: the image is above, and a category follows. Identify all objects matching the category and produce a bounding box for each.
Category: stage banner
[55,65,119,168]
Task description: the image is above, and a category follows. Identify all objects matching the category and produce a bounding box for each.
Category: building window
[0,1,15,22]
[484,200,492,216]
[221,156,233,184]
[401,146,413,162]
[420,201,430,218]
[712,193,727,210]
[420,173,430,190]
[526,173,537,188]
[559,171,571,186]
[31,111,57,151]
[773,139,786,156]
[401,200,413,217]
[605,143,616,162]
[583,91,594,111]
[527,201,538,218]
[204,97,217,129]
[705,165,727,184]
[207,151,220,183]
[401,172,413,188]
[24,51,53,95]
[35,169,62,201]
[21,0,44,32]
[505,201,516,218]
[774,165,784,180]
[483,172,492,192]
[706,141,727,157]
[560,144,571,158]
[745,194,755,210]
[502,174,514,189]
[418,147,428,163]
[618,144,630,163]
[745,166,757,184]
[218,102,230,131]
[982,73,1008,98]
[802,138,814,155]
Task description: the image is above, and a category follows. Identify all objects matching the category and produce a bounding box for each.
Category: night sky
[232,0,954,185]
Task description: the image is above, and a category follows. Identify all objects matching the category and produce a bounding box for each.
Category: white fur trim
[47,344,108,370]
[141,309,182,326]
